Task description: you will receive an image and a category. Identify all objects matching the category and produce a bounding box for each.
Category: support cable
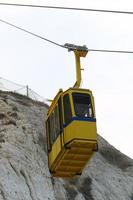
[0,19,65,49]
[87,49,133,54]
[1,18,133,54]
[0,3,133,15]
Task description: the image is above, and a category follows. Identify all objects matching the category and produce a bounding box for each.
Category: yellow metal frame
[62,87,95,117]
[73,49,88,88]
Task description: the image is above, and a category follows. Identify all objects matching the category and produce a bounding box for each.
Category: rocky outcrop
[0,91,132,200]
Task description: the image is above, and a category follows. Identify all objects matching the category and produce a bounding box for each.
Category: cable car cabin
[46,87,98,178]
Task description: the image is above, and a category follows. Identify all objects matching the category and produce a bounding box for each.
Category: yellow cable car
[46,44,98,177]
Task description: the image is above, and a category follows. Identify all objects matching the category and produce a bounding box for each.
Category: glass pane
[72,93,93,118]
[50,113,55,144]
[63,94,72,124]
[54,106,60,139]
[58,97,63,132]
[46,118,51,152]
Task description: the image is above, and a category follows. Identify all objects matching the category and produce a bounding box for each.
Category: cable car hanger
[46,43,88,103]
[64,43,88,88]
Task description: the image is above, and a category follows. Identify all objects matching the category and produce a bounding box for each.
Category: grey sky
[0,0,133,158]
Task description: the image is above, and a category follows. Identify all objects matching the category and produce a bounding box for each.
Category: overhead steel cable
[0,19,65,49]
[0,2,133,15]
[87,49,133,54]
[1,18,133,54]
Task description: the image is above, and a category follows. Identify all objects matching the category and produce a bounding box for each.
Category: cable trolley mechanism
[46,44,98,177]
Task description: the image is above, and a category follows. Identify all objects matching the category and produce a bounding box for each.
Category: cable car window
[46,118,51,152]
[50,113,55,144]
[54,106,60,139]
[58,97,63,132]
[63,94,72,124]
[72,93,94,118]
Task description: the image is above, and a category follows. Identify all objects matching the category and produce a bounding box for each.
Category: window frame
[63,93,72,125]
[46,100,63,152]
[72,92,94,118]
[46,118,51,152]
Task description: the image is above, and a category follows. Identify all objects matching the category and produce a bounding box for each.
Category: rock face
[0,91,133,200]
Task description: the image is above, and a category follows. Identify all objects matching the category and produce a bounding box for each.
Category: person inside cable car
[72,93,93,118]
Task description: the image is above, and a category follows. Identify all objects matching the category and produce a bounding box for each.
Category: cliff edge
[0,91,132,200]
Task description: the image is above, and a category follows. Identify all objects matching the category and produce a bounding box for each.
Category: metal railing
[0,77,45,103]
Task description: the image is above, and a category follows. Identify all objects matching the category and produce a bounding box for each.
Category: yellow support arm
[64,43,88,88]
[73,50,82,88]
[73,48,88,88]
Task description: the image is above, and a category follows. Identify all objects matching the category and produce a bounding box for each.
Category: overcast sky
[0,0,133,158]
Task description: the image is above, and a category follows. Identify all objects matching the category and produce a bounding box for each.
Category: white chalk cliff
[0,91,132,200]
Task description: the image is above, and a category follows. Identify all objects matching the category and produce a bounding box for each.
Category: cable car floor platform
[50,140,97,177]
